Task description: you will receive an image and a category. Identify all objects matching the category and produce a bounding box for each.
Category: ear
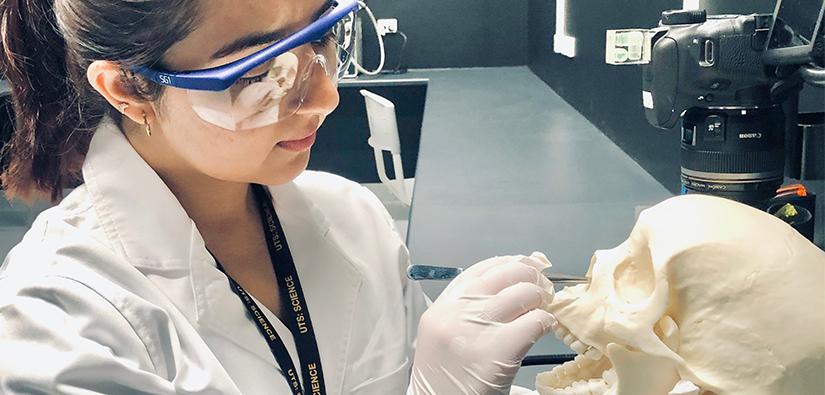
[86,60,156,125]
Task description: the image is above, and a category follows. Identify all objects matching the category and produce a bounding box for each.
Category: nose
[294,58,340,117]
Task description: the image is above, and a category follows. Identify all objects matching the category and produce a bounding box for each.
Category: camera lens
[680,106,786,209]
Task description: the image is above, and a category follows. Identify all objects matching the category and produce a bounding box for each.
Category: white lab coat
[0,118,430,394]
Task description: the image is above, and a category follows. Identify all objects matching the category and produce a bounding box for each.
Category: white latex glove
[409,252,556,395]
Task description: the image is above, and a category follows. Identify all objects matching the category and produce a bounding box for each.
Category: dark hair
[0,0,199,202]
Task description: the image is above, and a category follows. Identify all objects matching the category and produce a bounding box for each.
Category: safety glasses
[135,0,358,131]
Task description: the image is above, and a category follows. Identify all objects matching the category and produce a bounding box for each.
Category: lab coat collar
[83,118,361,393]
[82,118,198,269]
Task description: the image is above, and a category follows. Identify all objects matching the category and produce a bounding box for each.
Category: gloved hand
[409,252,556,395]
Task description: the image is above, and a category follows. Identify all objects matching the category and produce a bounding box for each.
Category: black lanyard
[211,184,326,395]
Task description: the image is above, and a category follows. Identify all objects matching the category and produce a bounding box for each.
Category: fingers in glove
[466,260,544,296]
[503,308,557,360]
[519,253,556,302]
[521,252,552,271]
[459,252,550,282]
[440,255,525,298]
[481,282,552,324]
[462,255,527,279]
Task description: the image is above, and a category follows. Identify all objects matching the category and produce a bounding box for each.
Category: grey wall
[360,0,528,69]
[527,0,813,193]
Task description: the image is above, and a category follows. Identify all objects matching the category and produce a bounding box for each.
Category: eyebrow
[211,1,334,60]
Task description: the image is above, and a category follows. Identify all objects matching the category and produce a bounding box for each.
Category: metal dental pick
[406,264,590,286]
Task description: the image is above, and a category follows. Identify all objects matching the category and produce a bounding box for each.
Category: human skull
[536,194,825,395]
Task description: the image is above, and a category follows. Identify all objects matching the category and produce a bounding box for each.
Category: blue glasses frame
[134,0,358,92]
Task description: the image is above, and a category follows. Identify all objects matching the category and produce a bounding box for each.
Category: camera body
[640,11,787,208]
[642,11,776,129]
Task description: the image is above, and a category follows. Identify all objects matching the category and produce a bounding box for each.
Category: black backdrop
[359,0,529,70]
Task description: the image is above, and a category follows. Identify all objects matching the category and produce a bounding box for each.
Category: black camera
[641,11,786,208]
[607,0,825,241]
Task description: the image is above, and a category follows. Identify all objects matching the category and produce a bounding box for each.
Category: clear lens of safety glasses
[334,10,357,79]
[188,14,355,131]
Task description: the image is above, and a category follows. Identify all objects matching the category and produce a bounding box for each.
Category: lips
[276,128,317,152]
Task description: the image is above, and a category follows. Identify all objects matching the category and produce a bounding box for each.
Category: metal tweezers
[406,264,590,285]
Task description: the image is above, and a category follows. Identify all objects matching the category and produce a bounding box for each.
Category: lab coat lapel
[83,120,271,362]
[267,182,364,394]
[189,233,295,369]
[83,118,198,270]
[86,120,296,370]
[195,182,364,394]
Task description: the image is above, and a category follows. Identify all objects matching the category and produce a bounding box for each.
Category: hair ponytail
[0,0,199,203]
[0,0,98,202]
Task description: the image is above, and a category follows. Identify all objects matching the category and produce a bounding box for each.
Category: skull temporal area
[536,194,825,395]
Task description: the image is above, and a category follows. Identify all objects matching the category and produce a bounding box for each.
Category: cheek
[179,129,276,179]
[158,88,216,132]
[157,90,279,177]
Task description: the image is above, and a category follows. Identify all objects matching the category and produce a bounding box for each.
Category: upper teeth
[584,347,603,360]
[554,326,568,339]
[570,340,588,354]
[549,319,603,361]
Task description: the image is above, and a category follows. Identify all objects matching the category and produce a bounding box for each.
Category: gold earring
[117,102,130,113]
[142,112,152,137]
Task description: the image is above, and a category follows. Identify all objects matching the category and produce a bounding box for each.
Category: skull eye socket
[613,248,655,304]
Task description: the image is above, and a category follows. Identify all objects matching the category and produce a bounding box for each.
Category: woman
[0,0,557,393]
